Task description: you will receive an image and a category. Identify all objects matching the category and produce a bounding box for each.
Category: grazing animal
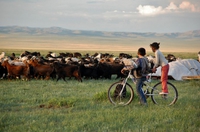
[10,53,16,60]
[98,61,124,79]
[146,55,155,69]
[119,53,132,59]
[53,62,82,82]
[65,57,80,65]
[79,63,99,79]
[50,52,57,57]
[65,52,73,57]
[94,53,102,60]
[45,53,63,62]
[1,60,30,80]
[0,62,7,79]
[21,51,40,57]
[0,52,5,60]
[166,54,176,62]
[5,57,26,66]
[28,59,54,80]
[74,52,82,58]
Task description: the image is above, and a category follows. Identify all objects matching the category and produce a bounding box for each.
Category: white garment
[154,50,168,68]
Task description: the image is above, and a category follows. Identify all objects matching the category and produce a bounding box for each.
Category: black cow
[53,62,82,82]
[166,54,176,62]
[0,62,7,79]
[80,63,99,79]
[21,51,41,57]
[97,61,124,79]
[119,53,132,59]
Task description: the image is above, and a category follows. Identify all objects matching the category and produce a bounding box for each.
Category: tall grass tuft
[44,98,76,108]
[92,91,107,102]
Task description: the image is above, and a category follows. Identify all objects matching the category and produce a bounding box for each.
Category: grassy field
[0,49,200,131]
[0,48,198,60]
[0,77,200,132]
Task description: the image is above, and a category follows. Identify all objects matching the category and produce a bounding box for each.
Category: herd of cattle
[0,50,190,81]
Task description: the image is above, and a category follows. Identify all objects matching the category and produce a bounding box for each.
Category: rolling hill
[0,26,200,52]
[1,26,200,38]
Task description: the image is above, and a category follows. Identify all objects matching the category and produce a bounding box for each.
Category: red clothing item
[161,64,169,93]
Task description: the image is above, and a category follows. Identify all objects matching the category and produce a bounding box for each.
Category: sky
[0,0,200,33]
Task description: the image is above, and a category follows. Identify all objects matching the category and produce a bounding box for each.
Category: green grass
[0,78,200,132]
[0,49,198,60]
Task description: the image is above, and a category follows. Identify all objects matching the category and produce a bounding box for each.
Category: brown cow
[28,59,54,80]
[74,52,82,58]
[53,62,82,82]
[1,60,30,80]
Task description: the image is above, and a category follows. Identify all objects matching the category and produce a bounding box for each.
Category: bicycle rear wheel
[108,81,134,106]
[151,82,178,105]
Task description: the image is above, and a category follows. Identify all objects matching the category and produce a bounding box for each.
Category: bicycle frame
[120,70,154,96]
[119,70,133,96]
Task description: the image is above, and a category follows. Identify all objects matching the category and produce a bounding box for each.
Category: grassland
[0,41,200,131]
[0,25,200,132]
[0,78,200,132]
[0,32,200,52]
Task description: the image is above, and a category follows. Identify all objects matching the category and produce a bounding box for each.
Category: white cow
[4,57,26,66]
[121,58,137,67]
[65,57,79,64]
[94,53,101,61]
[50,52,57,57]
[0,52,5,60]
[146,55,156,64]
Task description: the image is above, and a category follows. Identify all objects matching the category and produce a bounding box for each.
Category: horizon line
[1,25,200,34]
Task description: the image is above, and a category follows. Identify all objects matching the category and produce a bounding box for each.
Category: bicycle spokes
[108,82,134,106]
[151,82,178,105]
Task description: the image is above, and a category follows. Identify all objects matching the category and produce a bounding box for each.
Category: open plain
[0,27,200,132]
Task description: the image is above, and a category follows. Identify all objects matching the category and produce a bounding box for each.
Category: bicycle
[108,70,178,106]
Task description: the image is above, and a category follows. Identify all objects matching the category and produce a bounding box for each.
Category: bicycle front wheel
[151,82,178,106]
[108,81,134,106]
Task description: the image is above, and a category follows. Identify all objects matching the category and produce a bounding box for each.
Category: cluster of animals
[0,50,196,82]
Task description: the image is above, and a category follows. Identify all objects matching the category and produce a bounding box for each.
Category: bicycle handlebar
[125,70,152,83]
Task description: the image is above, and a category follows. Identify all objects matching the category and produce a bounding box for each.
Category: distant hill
[0,26,200,52]
[0,26,200,39]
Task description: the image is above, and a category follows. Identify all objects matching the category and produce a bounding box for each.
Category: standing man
[150,42,169,95]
